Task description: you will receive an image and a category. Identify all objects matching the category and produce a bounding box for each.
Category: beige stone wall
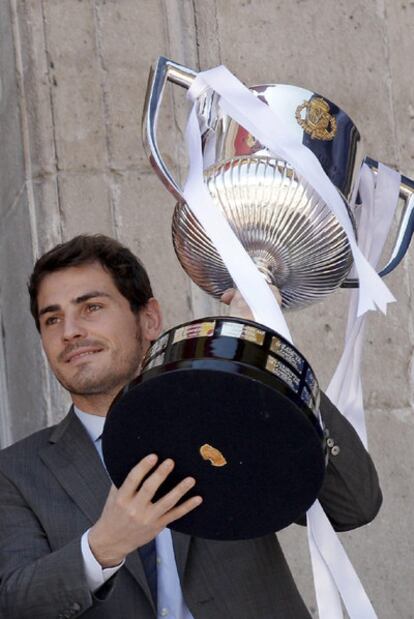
[1,0,413,616]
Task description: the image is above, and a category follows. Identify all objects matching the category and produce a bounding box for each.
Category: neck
[71,392,116,416]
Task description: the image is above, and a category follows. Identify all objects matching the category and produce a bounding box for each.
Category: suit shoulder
[0,423,59,469]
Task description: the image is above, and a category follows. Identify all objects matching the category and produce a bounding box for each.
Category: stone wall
[1,0,413,616]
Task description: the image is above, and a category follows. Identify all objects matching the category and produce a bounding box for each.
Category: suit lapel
[39,409,153,604]
[172,530,192,582]
[40,410,110,523]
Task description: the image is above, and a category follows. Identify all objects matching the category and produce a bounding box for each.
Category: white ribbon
[307,501,378,619]
[183,103,293,342]
[189,66,395,317]
[326,163,401,446]
[307,162,400,619]
[182,64,400,619]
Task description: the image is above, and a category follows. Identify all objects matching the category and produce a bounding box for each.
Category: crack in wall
[93,2,112,167]
[10,0,39,259]
[191,0,201,69]
[212,0,222,63]
[40,0,64,242]
[191,0,222,68]
[93,1,121,239]
[161,0,197,152]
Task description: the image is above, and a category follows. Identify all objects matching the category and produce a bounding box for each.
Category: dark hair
[28,234,153,331]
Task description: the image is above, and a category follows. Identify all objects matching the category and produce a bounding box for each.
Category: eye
[44,316,60,326]
[86,303,102,313]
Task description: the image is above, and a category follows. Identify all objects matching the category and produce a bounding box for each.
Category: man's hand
[221,286,282,320]
[88,455,202,568]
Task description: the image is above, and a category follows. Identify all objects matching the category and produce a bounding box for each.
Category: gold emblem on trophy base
[295,97,337,141]
[200,444,227,467]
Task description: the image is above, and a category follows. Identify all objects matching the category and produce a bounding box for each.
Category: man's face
[37,261,161,402]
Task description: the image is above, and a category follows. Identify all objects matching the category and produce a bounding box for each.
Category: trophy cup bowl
[173,157,354,308]
[102,57,414,540]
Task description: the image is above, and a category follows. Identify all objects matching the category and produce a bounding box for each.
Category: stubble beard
[55,333,145,398]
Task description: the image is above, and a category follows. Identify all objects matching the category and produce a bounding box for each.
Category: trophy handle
[142,56,197,202]
[341,156,414,288]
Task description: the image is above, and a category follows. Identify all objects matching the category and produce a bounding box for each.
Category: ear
[138,298,163,344]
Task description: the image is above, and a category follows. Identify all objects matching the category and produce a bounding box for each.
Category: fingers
[119,456,186,506]
[119,455,203,525]
[221,288,253,319]
[221,286,282,313]
[161,495,203,527]
[221,288,236,305]
[138,458,176,501]
[152,476,196,516]
[118,454,159,498]
[229,290,254,320]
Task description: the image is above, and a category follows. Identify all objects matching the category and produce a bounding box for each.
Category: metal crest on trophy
[102,56,414,541]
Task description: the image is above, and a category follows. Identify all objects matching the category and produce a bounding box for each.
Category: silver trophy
[143,57,414,308]
[102,57,414,541]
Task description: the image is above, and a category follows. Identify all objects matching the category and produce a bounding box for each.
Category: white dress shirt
[74,407,195,619]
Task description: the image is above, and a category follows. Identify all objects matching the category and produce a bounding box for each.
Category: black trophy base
[102,359,326,541]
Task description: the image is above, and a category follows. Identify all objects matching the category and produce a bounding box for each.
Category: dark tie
[138,539,158,606]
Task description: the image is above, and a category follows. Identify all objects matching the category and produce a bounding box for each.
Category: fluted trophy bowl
[173,156,354,308]
[162,73,364,309]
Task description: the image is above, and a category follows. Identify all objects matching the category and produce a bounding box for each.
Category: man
[0,234,382,618]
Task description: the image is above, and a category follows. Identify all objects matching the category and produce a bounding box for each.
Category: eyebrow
[38,291,112,318]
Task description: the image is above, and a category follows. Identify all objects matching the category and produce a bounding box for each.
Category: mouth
[65,348,104,364]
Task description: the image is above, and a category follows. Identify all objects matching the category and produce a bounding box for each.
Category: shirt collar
[74,407,105,443]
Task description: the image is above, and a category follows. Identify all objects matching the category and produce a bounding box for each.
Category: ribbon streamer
[326,163,400,446]
[307,501,378,619]
[183,104,292,342]
[307,162,399,619]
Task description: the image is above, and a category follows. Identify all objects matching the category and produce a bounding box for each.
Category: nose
[62,314,87,342]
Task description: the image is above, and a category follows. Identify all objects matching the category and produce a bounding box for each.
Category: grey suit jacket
[0,393,381,619]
